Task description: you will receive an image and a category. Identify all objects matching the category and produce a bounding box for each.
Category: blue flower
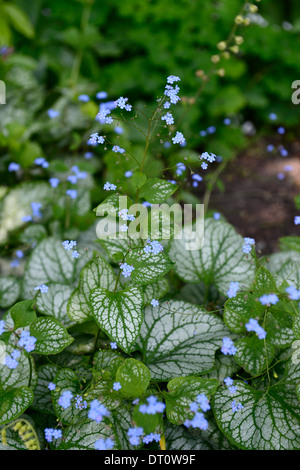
[8,162,20,172]
[245,318,267,339]
[294,216,300,225]
[34,284,48,294]
[286,285,300,300]
[95,438,114,450]
[49,177,60,188]
[48,382,56,391]
[31,202,42,218]
[259,294,279,306]
[58,390,73,409]
[96,91,108,100]
[221,337,237,355]
[277,126,285,135]
[0,320,5,335]
[88,399,109,423]
[87,133,105,146]
[196,393,210,412]
[47,109,60,119]
[127,427,144,446]
[161,112,174,125]
[151,299,159,307]
[143,433,161,444]
[4,350,20,369]
[113,382,122,391]
[18,330,37,353]
[227,281,240,298]
[110,342,117,349]
[78,94,90,102]
[66,189,77,199]
[44,428,62,442]
[139,396,165,415]
[184,412,208,430]
[172,131,185,145]
[103,182,117,191]
[74,394,87,410]
[120,263,135,278]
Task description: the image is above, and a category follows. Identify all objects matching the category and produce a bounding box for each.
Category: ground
[208,136,300,256]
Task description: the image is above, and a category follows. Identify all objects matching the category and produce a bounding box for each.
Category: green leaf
[136,300,232,380]
[115,358,151,397]
[22,237,86,298]
[31,364,58,415]
[52,368,82,424]
[0,387,34,425]
[132,402,162,435]
[234,336,275,376]
[0,277,20,309]
[279,236,300,253]
[165,419,235,450]
[3,4,34,38]
[140,177,178,204]
[57,421,112,450]
[90,286,144,353]
[165,377,219,424]
[36,283,75,328]
[224,293,265,333]
[93,350,124,379]
[67,256,117,323]
[212,361,300,450]
[267,251,300,288]
[126,248,173,286]
[252,266,278,295]
[0,345,37,392]
[30,317,73,355]
[19,224,47,244]
[131,172,147,189]
[169,219,255,295]
[143,278,169,304]
[10,300,36,329]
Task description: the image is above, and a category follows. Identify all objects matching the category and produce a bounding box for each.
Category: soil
[207,136,300,256]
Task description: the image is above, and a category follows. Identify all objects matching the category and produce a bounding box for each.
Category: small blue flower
[221,337,237,356]
[259,294,279,306]
[172,131,185,145]
[49,177,60,188]
[58,390,73,409]
[96,91,108,100]
[227,281,240,298]
[48,382,56,391]
[110,342,117,349]
[78,94,90,102]
[113,382,122,391]
[103,182,117,191]
[34,284,48,294]
[66,189,77,199]
[47,109,60,119]
[88,399,109,423]
[151,299,159,307]
[0,320,5,335]
[18,330,37,353]
[8,162,20,172]
[95,437,114,450]
[294,216,300,225]
[245,318,267,339]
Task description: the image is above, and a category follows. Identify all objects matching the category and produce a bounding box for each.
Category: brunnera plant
[1,1,300,452]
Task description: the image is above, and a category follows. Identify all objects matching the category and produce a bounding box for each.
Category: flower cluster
[87,133,105,146]
[242,237,255,254]
[143,433,161,444]
[226,281,240,298]
[62,240,79,259]
[34,284,49,294]
[184,412,208,431]
[127,427,144,446]
[114,96,132,111]
[4,350,20,369]
[120,262,135,278]
[112,145,125,154]
[172,131,185,145]
[74,395,87,410]
[221,337,237,356]
[259,293,279,306]
[95,438,115,450]
[44,428,62,443]
[286,285,300,300]
[144,239,164,255]
[139,396,165,415]
[118,209,135,222]
[88,399,110,423]
[161,112,174,126]
[224,377,238,395]
[58,390,73,409]
[245,318,266,339]
[104,182,117,191]
[18,330,37,353]
[200,152,217,170]
[34,157,49,169]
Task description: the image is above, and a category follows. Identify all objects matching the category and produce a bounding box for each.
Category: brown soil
[208,137,300,255]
